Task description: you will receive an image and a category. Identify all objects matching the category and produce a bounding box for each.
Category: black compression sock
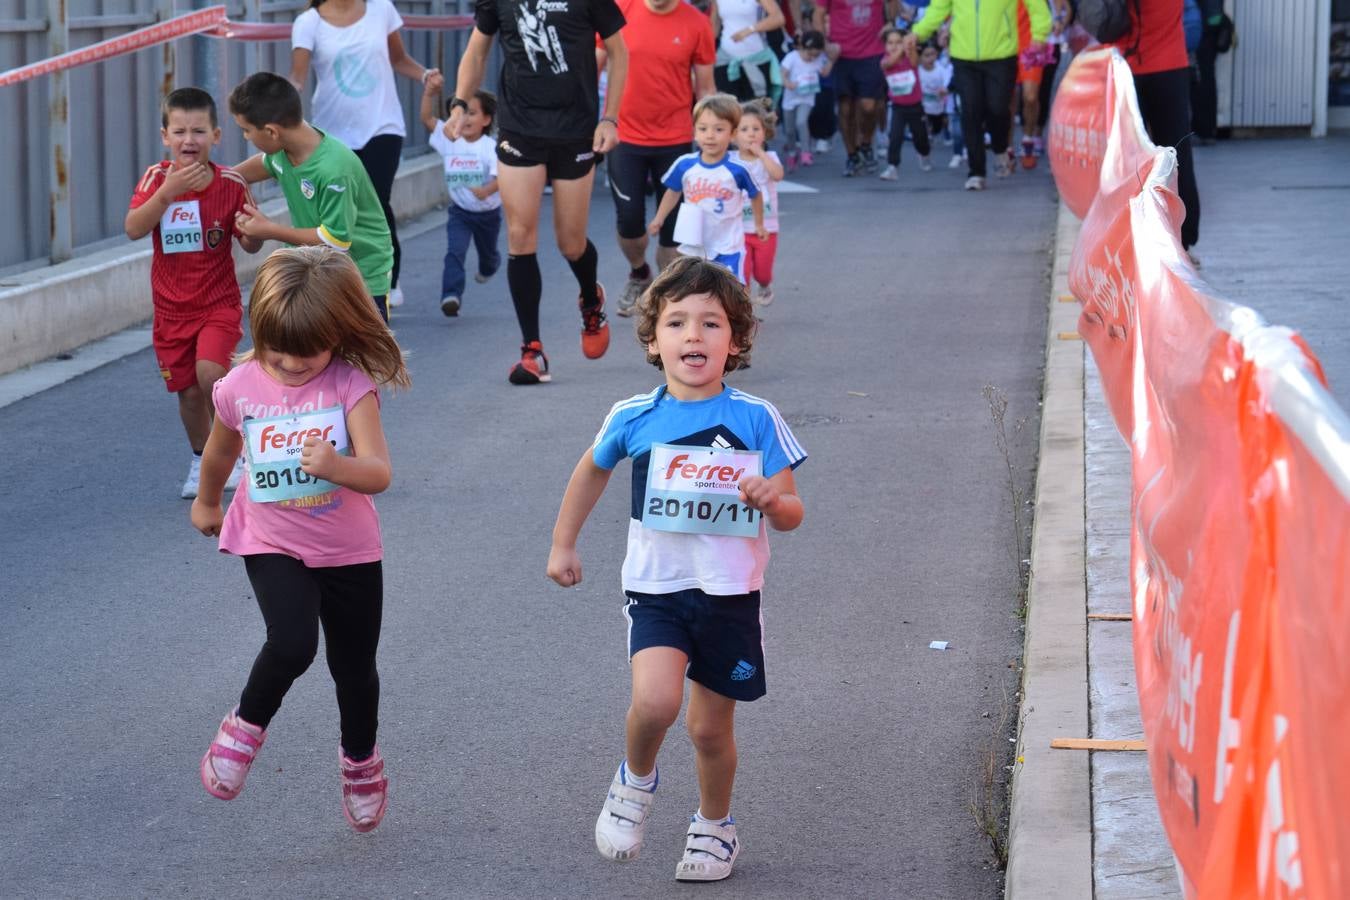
[507,253,543,345]
[630,262,651,282]
[568,240,600,309]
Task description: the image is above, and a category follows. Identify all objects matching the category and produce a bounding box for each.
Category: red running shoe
[580,283,610,359]
[508,340,552,385]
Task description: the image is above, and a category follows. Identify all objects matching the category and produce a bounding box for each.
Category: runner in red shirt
[126,87,262,499]
[605,0,717,316]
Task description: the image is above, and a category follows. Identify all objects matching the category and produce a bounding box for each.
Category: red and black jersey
[129,161,253,319]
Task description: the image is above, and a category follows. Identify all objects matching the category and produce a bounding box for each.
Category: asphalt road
[0,148,1055,899]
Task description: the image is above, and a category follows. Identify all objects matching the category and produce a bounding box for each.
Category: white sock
[622,761,657,791]
[695,809,733,826]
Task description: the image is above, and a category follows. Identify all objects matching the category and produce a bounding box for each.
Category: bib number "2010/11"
[646,496,758,526]
[254,465,319,491]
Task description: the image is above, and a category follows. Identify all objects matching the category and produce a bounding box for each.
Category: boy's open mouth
[681,352,707,366]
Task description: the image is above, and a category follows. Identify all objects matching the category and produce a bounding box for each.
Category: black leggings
[237,554,383,760]
[886,104,931,165]
[354,134,403,290]
[952,56,1017,178]
[1132,66,1201,249]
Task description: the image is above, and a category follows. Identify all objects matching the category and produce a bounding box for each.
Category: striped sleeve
[128,163,165,210]
[592,389,661,469]
[730,389,807,475]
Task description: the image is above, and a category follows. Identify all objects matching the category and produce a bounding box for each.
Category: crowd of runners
[121,0,1206,884]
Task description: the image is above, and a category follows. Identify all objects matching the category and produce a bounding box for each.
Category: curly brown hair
[635,257,757,373]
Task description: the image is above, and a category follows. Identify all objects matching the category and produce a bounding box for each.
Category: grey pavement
[0,147,1056,898]
[1052,134,1350,899]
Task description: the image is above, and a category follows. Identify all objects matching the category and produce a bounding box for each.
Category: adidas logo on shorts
[730,660,756,681]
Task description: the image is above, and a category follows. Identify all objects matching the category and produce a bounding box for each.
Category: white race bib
[160,200,203,254]
[642,443,763,538]
[242,406,349,503]
[444,154,486,187]
[886,70,917,97]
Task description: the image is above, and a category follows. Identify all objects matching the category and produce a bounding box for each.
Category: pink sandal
[340,745,389,833]
[200,708,266,800]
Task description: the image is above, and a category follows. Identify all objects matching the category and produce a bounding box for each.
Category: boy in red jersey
[126,87,262,499]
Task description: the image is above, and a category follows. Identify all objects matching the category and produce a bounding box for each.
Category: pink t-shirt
[823,0,885,59]
[883,57,921,105]
[213,358,382,567]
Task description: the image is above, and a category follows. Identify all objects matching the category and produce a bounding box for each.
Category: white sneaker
[752,285,774,307]
[919,155,934,172]
[473,270,494,284]
[225,456,244,492]
[616,274,652,318]
[388,286,404,307]
[813,138,831,154]
[878,164,899,181]
[675,816,740,882]
[595,762,657,861]
[181,455,202,499]
[964,175,987,191]
[949,154,966,170]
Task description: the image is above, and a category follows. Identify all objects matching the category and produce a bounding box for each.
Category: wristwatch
[449,97,470,113]
[599,116,618,127]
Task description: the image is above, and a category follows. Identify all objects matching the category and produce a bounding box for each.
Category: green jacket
[912,0,1052,62]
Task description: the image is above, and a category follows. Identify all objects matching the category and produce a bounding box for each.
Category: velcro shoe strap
[343,775,389,796]
[605,784,653,823]
[342,758,385,781]
[208,744,256,765]
[685,822,736,860]
[221,721,264,750]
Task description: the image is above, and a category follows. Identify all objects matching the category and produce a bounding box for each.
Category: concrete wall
[0,154,446,377]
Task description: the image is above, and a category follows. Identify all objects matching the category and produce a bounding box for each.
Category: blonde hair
[692,93,742,129]
[739,98,777,140]
[240,247,411,389]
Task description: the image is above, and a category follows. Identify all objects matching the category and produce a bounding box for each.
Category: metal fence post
[46,0,71,263]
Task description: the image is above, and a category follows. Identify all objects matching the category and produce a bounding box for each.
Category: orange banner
[1050,49,1350,899]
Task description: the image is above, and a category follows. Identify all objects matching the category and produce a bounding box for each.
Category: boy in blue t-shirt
[547,257,806,883]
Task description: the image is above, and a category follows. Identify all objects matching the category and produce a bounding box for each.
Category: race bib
[793,71,820,94]
[642,443,763,538]
[242,406,349,503]
[160,200,203,254]
[887,70,917,97]
[444,154,485,187]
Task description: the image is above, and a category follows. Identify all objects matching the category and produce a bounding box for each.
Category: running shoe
[799,150,815,167]
[580,283,610,359]
[878,164,899,181]
[784,151,799,173]
[474,269,495,284]
[843,154,859,177]
[995,150,1015,178]
[387,286,404,307]
[753,286,775,307]
[440,295,461,317]
[1020,137,1038,169]
[616,274,651,318]
[595,762,657,861]
[859,145,878,172]
[675,816,740,882]
[813,138,831,154]
[949,153,967,169]
[919,155,934,172]
[964,175,987,191]
[200,707,266,800]
[508,341,551,385]
[181,455,202,499]
[340,745,389,833]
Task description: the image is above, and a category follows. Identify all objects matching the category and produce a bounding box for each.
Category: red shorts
[153,303,242,392]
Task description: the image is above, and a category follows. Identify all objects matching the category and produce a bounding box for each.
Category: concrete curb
[0,153,446,377]
[1004,203,1092,899]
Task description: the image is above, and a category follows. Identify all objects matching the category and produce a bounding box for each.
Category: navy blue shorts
[624,588,766,702]
[832,54,886,100]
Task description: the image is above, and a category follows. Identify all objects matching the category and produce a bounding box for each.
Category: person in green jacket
[907,0,1051,190]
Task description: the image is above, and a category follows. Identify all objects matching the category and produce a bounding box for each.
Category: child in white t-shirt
[778,31,832,170]
[421,74,501,317]
[734,101,784,307]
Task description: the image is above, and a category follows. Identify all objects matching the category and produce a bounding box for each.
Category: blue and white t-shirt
[592,385,807,595]
[428,126,500,213]
[661,152,760,258]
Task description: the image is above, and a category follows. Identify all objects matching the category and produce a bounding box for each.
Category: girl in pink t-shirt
[191,246,410,833]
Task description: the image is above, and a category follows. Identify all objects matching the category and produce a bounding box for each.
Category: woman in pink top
[190,247,410,833]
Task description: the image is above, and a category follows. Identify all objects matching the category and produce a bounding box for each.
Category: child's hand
[786,79,797,90]
[163,161,212,199]
[424,70,444,94]
[738,475,781,516]
[190,498,224,537]
[755,224,769,240]
[300,435,340,481]
[234,203,273,240]
[547,545,584,587]
[732,27,754,42]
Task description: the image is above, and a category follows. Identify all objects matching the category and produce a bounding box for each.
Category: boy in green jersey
[228,73,395,321]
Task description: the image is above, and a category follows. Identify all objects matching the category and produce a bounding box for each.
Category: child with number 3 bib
[547,257,806,883]
[191,246,409,833]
